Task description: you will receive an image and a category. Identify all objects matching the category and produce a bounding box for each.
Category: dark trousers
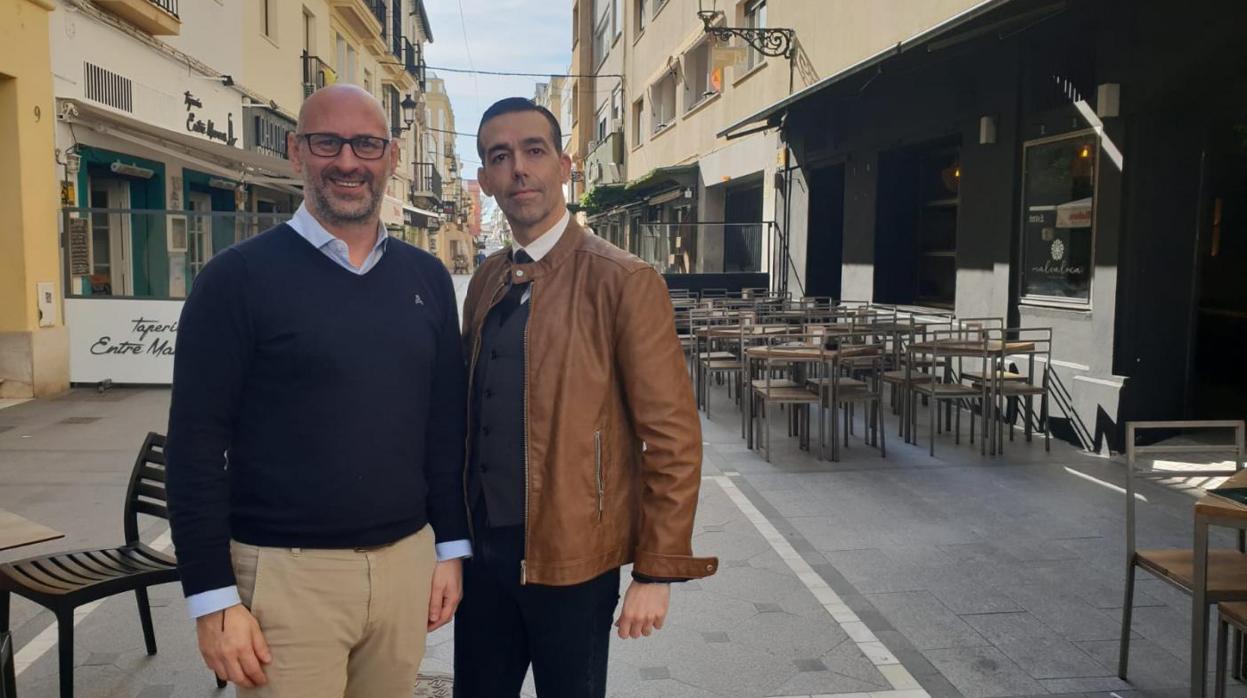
[453,522,620,697]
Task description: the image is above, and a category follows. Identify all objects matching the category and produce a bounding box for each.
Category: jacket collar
[507,213,586,284]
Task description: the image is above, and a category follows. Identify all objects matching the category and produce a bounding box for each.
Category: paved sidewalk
[2,384,1242,697]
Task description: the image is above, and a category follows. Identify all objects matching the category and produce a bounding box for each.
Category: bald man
[166,84,470,696]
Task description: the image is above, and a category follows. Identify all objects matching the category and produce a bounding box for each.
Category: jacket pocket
[594,429,604,521]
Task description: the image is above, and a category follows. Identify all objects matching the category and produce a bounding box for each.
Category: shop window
[1019,131,1097,305]
[873,140,960,308]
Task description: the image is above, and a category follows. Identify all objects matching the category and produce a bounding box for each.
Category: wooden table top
[1197,470,1247,520]
[699,325,791,338]
[746,344,883,361]
[0,508,64,552]
[909,339,1036,354]
[746,344,825,361]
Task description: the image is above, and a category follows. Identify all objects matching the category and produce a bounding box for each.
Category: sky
[422,0,573,218]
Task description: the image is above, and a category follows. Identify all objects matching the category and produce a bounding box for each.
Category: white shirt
[513,210,570,305]
[514,209,570,263]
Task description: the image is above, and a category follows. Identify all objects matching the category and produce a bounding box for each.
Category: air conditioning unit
[604,163,622,182]
[167,214,188,253]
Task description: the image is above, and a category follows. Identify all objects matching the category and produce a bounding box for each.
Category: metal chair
[1118,420,1247,682]
[908,328,992,457]
[818,331,887,461]
[0,433,227,698]
[748,332,824,462]
[1,630,14,698]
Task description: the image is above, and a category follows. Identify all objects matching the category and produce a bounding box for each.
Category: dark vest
[468,284,530,527]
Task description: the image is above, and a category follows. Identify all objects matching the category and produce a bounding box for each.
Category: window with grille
[83,63,133,112]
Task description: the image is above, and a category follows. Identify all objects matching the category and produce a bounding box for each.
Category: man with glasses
[166,84,470,696]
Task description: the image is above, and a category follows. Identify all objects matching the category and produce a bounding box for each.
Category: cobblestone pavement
[1,280,1242,696]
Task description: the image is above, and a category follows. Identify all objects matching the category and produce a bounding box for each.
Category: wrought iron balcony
[411,162,442,204]
[302,52,335,99]
[96,0,180,35]
[404,39,427,92]
[149,0,178,17]
[367,0,387,40]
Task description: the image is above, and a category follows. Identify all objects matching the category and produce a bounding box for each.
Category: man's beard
[503,192,550,226]
[307,170,384,225]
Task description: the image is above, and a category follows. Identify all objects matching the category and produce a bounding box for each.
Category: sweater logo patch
[413,294,425,306]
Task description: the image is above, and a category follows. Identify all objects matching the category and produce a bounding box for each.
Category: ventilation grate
[83,62,133,113]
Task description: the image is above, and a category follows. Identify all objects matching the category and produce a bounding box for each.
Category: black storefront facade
[726,0,1247,451]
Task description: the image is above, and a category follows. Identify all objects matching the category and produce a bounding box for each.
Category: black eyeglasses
[300,133,391,160]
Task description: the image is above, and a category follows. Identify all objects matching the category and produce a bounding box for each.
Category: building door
[724,182,763,272]
[186,192,212,284]
[1191,118,1247,418]
[88,179,132,296]
[875,140,960,308]
[805,164,845,299]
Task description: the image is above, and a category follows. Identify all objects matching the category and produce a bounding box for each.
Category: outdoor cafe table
[1191,470,1247,698]
[0,508,63,552]
[903,339,1037,454]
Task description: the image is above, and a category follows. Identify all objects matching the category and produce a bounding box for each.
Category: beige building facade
[573,0,986,275]
[36,0,435,388]
[422,76,474,272]
[0,0,66,398]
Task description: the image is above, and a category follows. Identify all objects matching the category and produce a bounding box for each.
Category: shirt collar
[514,209,570,262]
[290,202,388,255]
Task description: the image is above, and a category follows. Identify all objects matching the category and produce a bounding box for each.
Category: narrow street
[0,276,1238,697]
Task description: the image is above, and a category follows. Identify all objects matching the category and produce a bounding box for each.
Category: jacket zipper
[520,281,534,585]
[594,430,603,521]
[463,275,510,546]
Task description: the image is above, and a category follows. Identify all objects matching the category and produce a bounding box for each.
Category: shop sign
[67,218,90,276]
[184,91,237,147]
[66,298,184,384]
[244,105,294,159]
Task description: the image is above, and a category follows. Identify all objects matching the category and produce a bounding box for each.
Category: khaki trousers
[230,527,435,698]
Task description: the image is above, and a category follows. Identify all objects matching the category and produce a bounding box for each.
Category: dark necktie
[495,249,533,325]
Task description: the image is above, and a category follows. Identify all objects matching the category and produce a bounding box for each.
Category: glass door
[88,179,132,296]
[187,192,212,283]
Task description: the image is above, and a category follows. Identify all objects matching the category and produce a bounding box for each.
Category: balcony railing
[367,0,387,40]
[404,39,427,91]
[302,52,335,99]
[95,0,181,35]
[411,162,442,204]
[149,0,178,18]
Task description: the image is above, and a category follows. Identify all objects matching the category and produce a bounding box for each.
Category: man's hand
[615,581,670,639]
[428,558,463,632]
[196,604,271,688]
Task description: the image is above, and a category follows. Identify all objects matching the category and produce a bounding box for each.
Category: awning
[403,203,441,228]
[58,98,300,187]
[717,0,1039,139]
[625,163,699,193]
[404,203,442,220]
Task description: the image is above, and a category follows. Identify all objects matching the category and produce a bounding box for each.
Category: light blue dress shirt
[184,205,471,619]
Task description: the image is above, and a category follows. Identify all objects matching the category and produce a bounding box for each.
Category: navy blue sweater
[165,224,468,596]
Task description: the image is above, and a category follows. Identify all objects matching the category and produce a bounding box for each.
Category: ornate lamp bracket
[697,9,795,59]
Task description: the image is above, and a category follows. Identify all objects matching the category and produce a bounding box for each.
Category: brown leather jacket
[461,218,718,586]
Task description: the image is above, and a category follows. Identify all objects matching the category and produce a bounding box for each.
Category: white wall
[50,1,244,147]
